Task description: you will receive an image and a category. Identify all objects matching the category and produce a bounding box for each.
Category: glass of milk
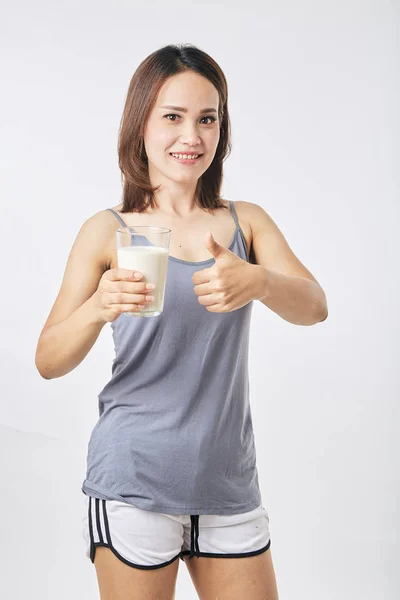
[116,226,171,317]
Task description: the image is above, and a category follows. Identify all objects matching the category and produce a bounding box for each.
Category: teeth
[171,153,200,159]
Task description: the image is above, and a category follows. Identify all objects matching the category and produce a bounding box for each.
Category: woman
[36,44,327,599]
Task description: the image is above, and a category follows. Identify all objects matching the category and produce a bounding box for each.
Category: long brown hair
[117,44,232,214]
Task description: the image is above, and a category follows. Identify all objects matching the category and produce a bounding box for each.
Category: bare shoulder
[76,208,123,269]
[230,199,270,229]
[232,200,322,285]
[37,209,116,334]
[80,209,115,261]
[233,200,273,232]
[88,208,127,269]
[234,200,289,246]
[227,199,253,245]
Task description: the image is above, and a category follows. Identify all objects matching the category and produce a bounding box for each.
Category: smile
[169,153,203,165]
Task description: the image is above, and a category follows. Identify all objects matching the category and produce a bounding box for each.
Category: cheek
[213,128,221,147]
[145,123,174,148]
[201,129,220,154]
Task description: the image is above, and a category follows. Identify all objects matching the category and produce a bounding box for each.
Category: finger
[114,303,146,312]
[205,304,223,313]
[108,280,155,293]
[193,282,213,296]
[191,267,212,286]
[106,268,143,281]
[197,293,220,307]
[108,292,154,306]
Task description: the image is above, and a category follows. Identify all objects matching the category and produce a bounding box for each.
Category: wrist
[86,292,107,326]
[252,264,271,301]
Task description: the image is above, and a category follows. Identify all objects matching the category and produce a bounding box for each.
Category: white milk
[117,245,169,317]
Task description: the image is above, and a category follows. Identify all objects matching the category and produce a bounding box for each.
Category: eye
[163,114,217,124]
[201,116,217,125]
[164,114,180,122]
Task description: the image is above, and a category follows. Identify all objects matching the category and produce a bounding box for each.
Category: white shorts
[82,494,271,569]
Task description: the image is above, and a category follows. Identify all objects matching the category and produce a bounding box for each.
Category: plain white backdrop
[1,1,398,598]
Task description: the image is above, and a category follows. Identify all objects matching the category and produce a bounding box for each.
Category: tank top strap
[228,200,250,262]
[228,200,240,231]
[106,208,127,227]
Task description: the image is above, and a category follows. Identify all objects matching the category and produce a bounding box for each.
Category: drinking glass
[116,226,171,317]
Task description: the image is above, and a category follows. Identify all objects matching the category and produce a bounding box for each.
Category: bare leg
[94,546,180,600]
[182,547,279,600]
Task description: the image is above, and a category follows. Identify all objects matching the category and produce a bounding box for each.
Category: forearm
[35,294,106,380]
[254,266,328,326]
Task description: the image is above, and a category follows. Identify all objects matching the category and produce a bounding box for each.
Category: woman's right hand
[92,268,155,323]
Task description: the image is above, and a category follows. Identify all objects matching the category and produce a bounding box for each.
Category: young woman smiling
[36,43,327,600]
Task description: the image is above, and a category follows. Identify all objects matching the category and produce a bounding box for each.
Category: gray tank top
[81,200,262,515]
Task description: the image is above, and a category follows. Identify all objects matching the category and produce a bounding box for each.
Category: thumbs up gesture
[191,232,266,313]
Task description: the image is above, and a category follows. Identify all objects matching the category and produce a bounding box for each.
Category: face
[143,71,220,185]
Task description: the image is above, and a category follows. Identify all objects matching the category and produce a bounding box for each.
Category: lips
[169,153,203,158]
[169,153,203,164]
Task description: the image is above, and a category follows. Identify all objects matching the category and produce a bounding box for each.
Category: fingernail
[146,283,155,290]
[134,272,142,279]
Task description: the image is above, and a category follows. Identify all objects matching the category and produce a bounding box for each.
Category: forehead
[155,71,219,110]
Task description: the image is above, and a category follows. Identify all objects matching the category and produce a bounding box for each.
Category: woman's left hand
[192,232,267,313]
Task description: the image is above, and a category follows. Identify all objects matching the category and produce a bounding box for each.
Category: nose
[179,125,201,147]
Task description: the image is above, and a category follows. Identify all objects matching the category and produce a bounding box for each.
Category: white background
[1,1,398,598]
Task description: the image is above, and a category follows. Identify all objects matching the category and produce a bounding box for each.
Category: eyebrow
[160,105,218,114]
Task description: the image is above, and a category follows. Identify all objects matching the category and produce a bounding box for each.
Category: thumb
[205,231,227,259]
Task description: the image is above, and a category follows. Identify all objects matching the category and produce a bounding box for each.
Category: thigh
[82,495,183,600]
[181,503,279,600]
[183,548,279,600]
[94,547,179,600]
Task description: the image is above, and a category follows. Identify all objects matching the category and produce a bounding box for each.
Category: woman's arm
[253,265,328,325]
[35,212,110,379]
[245,201,328,326]
[35,294,106,379]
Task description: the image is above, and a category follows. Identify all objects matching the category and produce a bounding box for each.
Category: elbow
[315,286,328,323]
[35,354,67,380]
[38,369,52,380]
[35,348,52,380]
[39,373,51,380]
[318,308,328,322]
[316,301,328,323]
[35,360,51,380]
